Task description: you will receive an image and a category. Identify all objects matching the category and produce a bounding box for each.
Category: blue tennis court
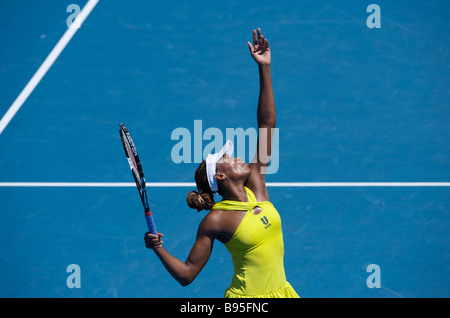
[0,0,449,297]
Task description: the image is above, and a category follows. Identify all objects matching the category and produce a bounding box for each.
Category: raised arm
[245,28,276,201]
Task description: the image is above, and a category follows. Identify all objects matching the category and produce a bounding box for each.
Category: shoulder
[201,209,246,244]
[202,209,226,228]
[197,209,227,236]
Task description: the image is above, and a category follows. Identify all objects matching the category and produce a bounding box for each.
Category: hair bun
[197,193,205,204]
[186,190,214,212]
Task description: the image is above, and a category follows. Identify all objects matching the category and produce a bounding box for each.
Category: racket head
[119,124,149,210]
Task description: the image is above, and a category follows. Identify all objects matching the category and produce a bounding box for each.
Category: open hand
[247,28,271,65]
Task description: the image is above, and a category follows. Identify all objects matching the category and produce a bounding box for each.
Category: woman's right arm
[144,213,217,286]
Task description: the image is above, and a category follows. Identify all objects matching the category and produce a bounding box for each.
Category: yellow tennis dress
[212,187,299,298]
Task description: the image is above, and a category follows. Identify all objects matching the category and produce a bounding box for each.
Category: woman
[145,28,299,298]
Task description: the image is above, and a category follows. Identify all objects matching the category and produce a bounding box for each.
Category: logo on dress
[260,216,272,229]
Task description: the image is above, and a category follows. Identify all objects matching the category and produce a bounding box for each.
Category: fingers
[260,35,269,48]
[253,28,262,47]
[145,232,163,239]
[251,28,269,50]
[247,41,254,53]
[144,232,163,249]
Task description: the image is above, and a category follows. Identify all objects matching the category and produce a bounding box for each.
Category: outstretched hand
[247,28,271,65]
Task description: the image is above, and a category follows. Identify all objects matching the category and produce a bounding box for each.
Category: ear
[214,172,226,182]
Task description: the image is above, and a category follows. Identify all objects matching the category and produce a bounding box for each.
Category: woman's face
[216,154,251,182]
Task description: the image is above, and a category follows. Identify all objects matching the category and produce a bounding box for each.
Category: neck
[220,182,248,202]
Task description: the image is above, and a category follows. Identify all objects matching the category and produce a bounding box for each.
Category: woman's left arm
[246,28,276,201]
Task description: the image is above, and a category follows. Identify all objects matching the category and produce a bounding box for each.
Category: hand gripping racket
[119,124,157,235]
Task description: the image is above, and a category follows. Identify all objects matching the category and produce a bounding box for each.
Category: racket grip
[145,210,157,235]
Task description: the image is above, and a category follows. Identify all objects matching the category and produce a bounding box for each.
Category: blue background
[0,0,449,297]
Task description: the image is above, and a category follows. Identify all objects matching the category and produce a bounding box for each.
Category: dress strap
[244,186,257,203]
[212,187,269,211]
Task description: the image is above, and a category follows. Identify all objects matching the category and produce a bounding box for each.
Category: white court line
[0,182,449,187]
[0,0,99,135]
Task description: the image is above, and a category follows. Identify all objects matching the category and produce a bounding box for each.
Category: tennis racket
[119,124,157,235]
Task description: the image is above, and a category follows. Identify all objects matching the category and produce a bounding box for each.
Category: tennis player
[145,28,299,298]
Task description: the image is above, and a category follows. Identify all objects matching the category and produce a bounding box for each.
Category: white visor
[205,139,234,193]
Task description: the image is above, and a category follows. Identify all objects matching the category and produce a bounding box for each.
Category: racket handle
[145,210,157,235]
